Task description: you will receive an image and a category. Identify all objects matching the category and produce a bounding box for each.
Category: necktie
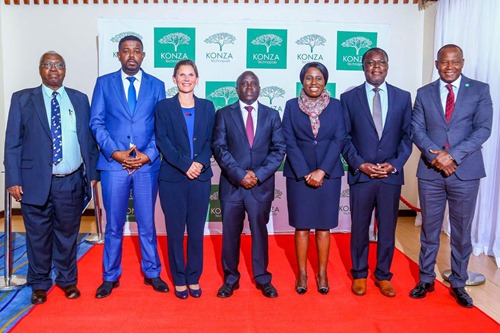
[445,84,455,149]
[372,87,383,139]
[245,105,255,147]
[127,77,137,115]
[51,91,63,165]
[445,84,455,123]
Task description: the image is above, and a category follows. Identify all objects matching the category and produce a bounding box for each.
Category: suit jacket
[89,69,165,172]
[4,86,99,206]
[212,101,286,202]
[341,83,412,185]
[411,75,492,180]
[155,94,215,182]
[282,98,346,180]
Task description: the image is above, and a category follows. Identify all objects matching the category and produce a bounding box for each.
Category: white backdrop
[98,18,390,235]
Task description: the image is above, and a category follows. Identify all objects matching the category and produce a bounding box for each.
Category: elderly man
[4,51,99,304]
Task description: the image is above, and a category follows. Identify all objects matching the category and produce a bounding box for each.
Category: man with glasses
[4,51,99,304]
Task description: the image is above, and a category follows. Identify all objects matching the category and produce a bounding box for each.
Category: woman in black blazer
[155,59,215,299]
[282,62,346,295]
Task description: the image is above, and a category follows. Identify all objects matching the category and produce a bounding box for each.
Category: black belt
[52,164,83,178]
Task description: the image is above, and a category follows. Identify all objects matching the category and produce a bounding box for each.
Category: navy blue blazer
[4,86,99,206]
[212,101,285,202]
[411,75,492,181]
[155,94,215,182]
[89,69,165,173]
[282,98,346,180]
[341,83,412,185]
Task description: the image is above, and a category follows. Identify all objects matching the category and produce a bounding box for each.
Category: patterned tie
[127,77,137,115]
[51,91,62,165]
[445,84,455,123]
[245,105,255,147]
[445,84,455,149]
[372,87,383,139]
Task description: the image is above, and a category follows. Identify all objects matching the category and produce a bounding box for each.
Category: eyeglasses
[40,62,66,70]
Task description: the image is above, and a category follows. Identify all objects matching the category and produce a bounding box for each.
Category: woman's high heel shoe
[316,276,329,295]
[295,275,308,295]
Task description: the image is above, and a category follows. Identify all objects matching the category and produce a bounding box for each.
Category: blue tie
[51,91,63,165]
[127,77,137,115]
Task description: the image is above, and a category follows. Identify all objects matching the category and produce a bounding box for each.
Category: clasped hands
[112,145,150,175]
[186,161,203,180]
[305,169,326,188]
[429,149,456,177]
[240,170,258,189]
[359,162,395,179]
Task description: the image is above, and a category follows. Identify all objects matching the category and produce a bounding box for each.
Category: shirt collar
[239,100,258,111]
[121,69,143,83]
[440,75,462,90]
[365,81,387,93]
[42,84,66,98]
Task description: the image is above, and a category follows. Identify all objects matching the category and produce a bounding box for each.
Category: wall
[0,2,429,211]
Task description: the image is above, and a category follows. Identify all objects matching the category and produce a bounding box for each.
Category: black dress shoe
[450,287,473,308]
[409,281,435,299]
[257,282,278,298]
[217,282,240,298]
[31,290,47,305]
[95,280,120,299]
[144,277,169,293]
[63,285,81,299]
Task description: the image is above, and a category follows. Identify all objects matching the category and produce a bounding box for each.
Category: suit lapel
[254,102,268,146]
[135,70,151,116]
[193,96,204,143]
[229,102,248,143]
[355,85,377,132]
[452,75,471,125]
[172,95,189,138]
[67,89,83,143]
[112,70,130,116]
[430,80,447,123]
[32,86,52,139]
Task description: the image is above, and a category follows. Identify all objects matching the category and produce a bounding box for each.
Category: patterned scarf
[298,89,330,138]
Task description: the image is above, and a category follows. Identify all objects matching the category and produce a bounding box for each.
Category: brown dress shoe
[352,278,367,296]
[375,279,396,297]
[31,290,47,304]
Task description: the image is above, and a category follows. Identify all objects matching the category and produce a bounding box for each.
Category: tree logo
[337,31,377,71]
[261,86,286,105]
[154,28,196,68]
[204,32,236,63]
[295,82,336,98]
[205,82,239,110]
[166,86,178,98]
[295,34,326,63]
[208,185,222,222]
[109,32,143,58]
[247,29,287,69]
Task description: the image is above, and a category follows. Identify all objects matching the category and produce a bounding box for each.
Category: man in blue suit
[212,71,286,298]
[341,48,412,298]
[410,44,492,308]
[90,35,168,298]
[4,51,99,304]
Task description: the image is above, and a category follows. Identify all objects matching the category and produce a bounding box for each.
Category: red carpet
[11,234,500,333]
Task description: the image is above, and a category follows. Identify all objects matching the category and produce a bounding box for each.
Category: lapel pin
[465,83,470,87]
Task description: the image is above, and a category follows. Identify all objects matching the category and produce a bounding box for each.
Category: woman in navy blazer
[155,60,215,299]
[282,62,346,295]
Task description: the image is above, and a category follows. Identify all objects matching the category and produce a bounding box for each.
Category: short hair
[118,35,143,51]
[437,44,463,59]
[361,47,389,65]
[39,51,65,66]
[299,62,329,84]
[236,70,259,86]
[173,59,199,77]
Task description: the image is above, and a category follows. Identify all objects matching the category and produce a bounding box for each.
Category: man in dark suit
[89,35,168,298]
[341,48,412,298]
[410,44,492,308]
[4,51,99,304]
[212,71,285,298]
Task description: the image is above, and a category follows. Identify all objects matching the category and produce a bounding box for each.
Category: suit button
[194,154,198,157]
[127,136,130,139]
[193,137,197,141]
[312,140,317,145]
